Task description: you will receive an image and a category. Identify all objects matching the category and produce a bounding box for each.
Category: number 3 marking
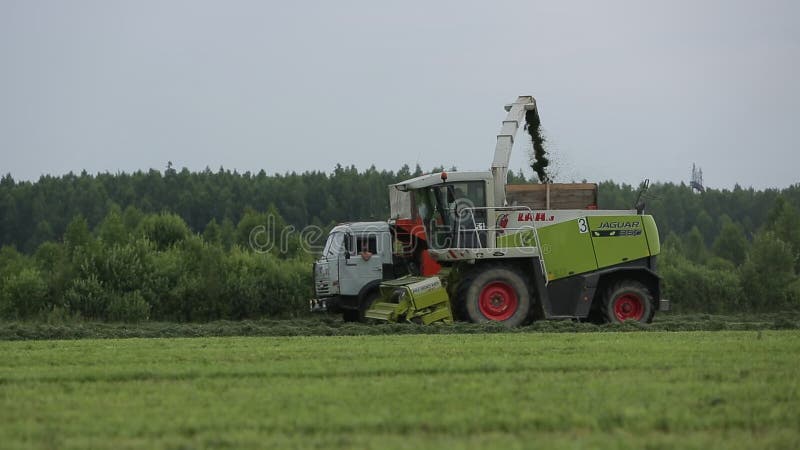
[578,218,588,234]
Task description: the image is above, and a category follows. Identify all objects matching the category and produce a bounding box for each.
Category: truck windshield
[323,232,344,257]
[417,181,487,249]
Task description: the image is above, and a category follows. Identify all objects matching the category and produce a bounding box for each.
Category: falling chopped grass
[525,108,550,183]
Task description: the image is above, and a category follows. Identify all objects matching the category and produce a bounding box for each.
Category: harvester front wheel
[462,266,531,327]
[603,281,653,324]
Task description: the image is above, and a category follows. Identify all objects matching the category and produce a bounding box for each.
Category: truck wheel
[603,281,653,324]
[342,309,360,322]
[358,290,381,323]
[462,266,531,327]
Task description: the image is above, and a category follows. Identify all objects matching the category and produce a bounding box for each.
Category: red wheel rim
[613,293,644,321]
[478,281,518,321]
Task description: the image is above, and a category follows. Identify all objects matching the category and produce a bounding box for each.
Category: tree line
[0,163,414,253]
[2,164,798,253]
[0,165,798,320]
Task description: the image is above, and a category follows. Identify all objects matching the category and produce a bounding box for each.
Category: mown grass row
[1,312,798,341]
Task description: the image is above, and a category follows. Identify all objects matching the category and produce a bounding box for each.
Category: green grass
[1,331,799,449]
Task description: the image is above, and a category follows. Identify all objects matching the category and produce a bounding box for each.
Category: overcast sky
[1,0,798,189]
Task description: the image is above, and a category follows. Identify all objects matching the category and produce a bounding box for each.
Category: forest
[0,165,798,322]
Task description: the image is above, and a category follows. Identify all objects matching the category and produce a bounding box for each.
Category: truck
[312,96,668,325]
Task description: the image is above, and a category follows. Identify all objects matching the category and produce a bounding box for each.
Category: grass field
[1,331,799,449]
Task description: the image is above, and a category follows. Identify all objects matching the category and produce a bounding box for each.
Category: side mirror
[633,178,649,214]
[343,233,352,259]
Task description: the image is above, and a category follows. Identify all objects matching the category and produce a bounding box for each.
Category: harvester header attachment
[365,276,453,324]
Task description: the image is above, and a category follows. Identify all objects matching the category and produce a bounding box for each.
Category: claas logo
[517,212,555,222]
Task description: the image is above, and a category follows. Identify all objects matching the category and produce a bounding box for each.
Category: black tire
[342,308,360,322]
[602,280,654,324]
[358,289,382,323]
[460,265,531,327]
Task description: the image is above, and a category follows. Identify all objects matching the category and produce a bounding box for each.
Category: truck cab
[310,222,394,320]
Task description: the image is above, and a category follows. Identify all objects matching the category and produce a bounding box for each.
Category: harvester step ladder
[532,225,548,285]
[418,305,453,324]
[364,302,404,321]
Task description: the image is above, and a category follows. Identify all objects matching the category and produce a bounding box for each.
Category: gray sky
[1,0,798,189]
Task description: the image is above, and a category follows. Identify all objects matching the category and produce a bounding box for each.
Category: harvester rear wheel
[603,281,653,324]
[461,265,531,327]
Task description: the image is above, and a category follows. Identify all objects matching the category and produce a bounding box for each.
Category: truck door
[338,233,383,296]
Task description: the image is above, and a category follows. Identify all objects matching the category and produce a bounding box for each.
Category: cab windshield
[417,181,487,249]
[323,232,344,257]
